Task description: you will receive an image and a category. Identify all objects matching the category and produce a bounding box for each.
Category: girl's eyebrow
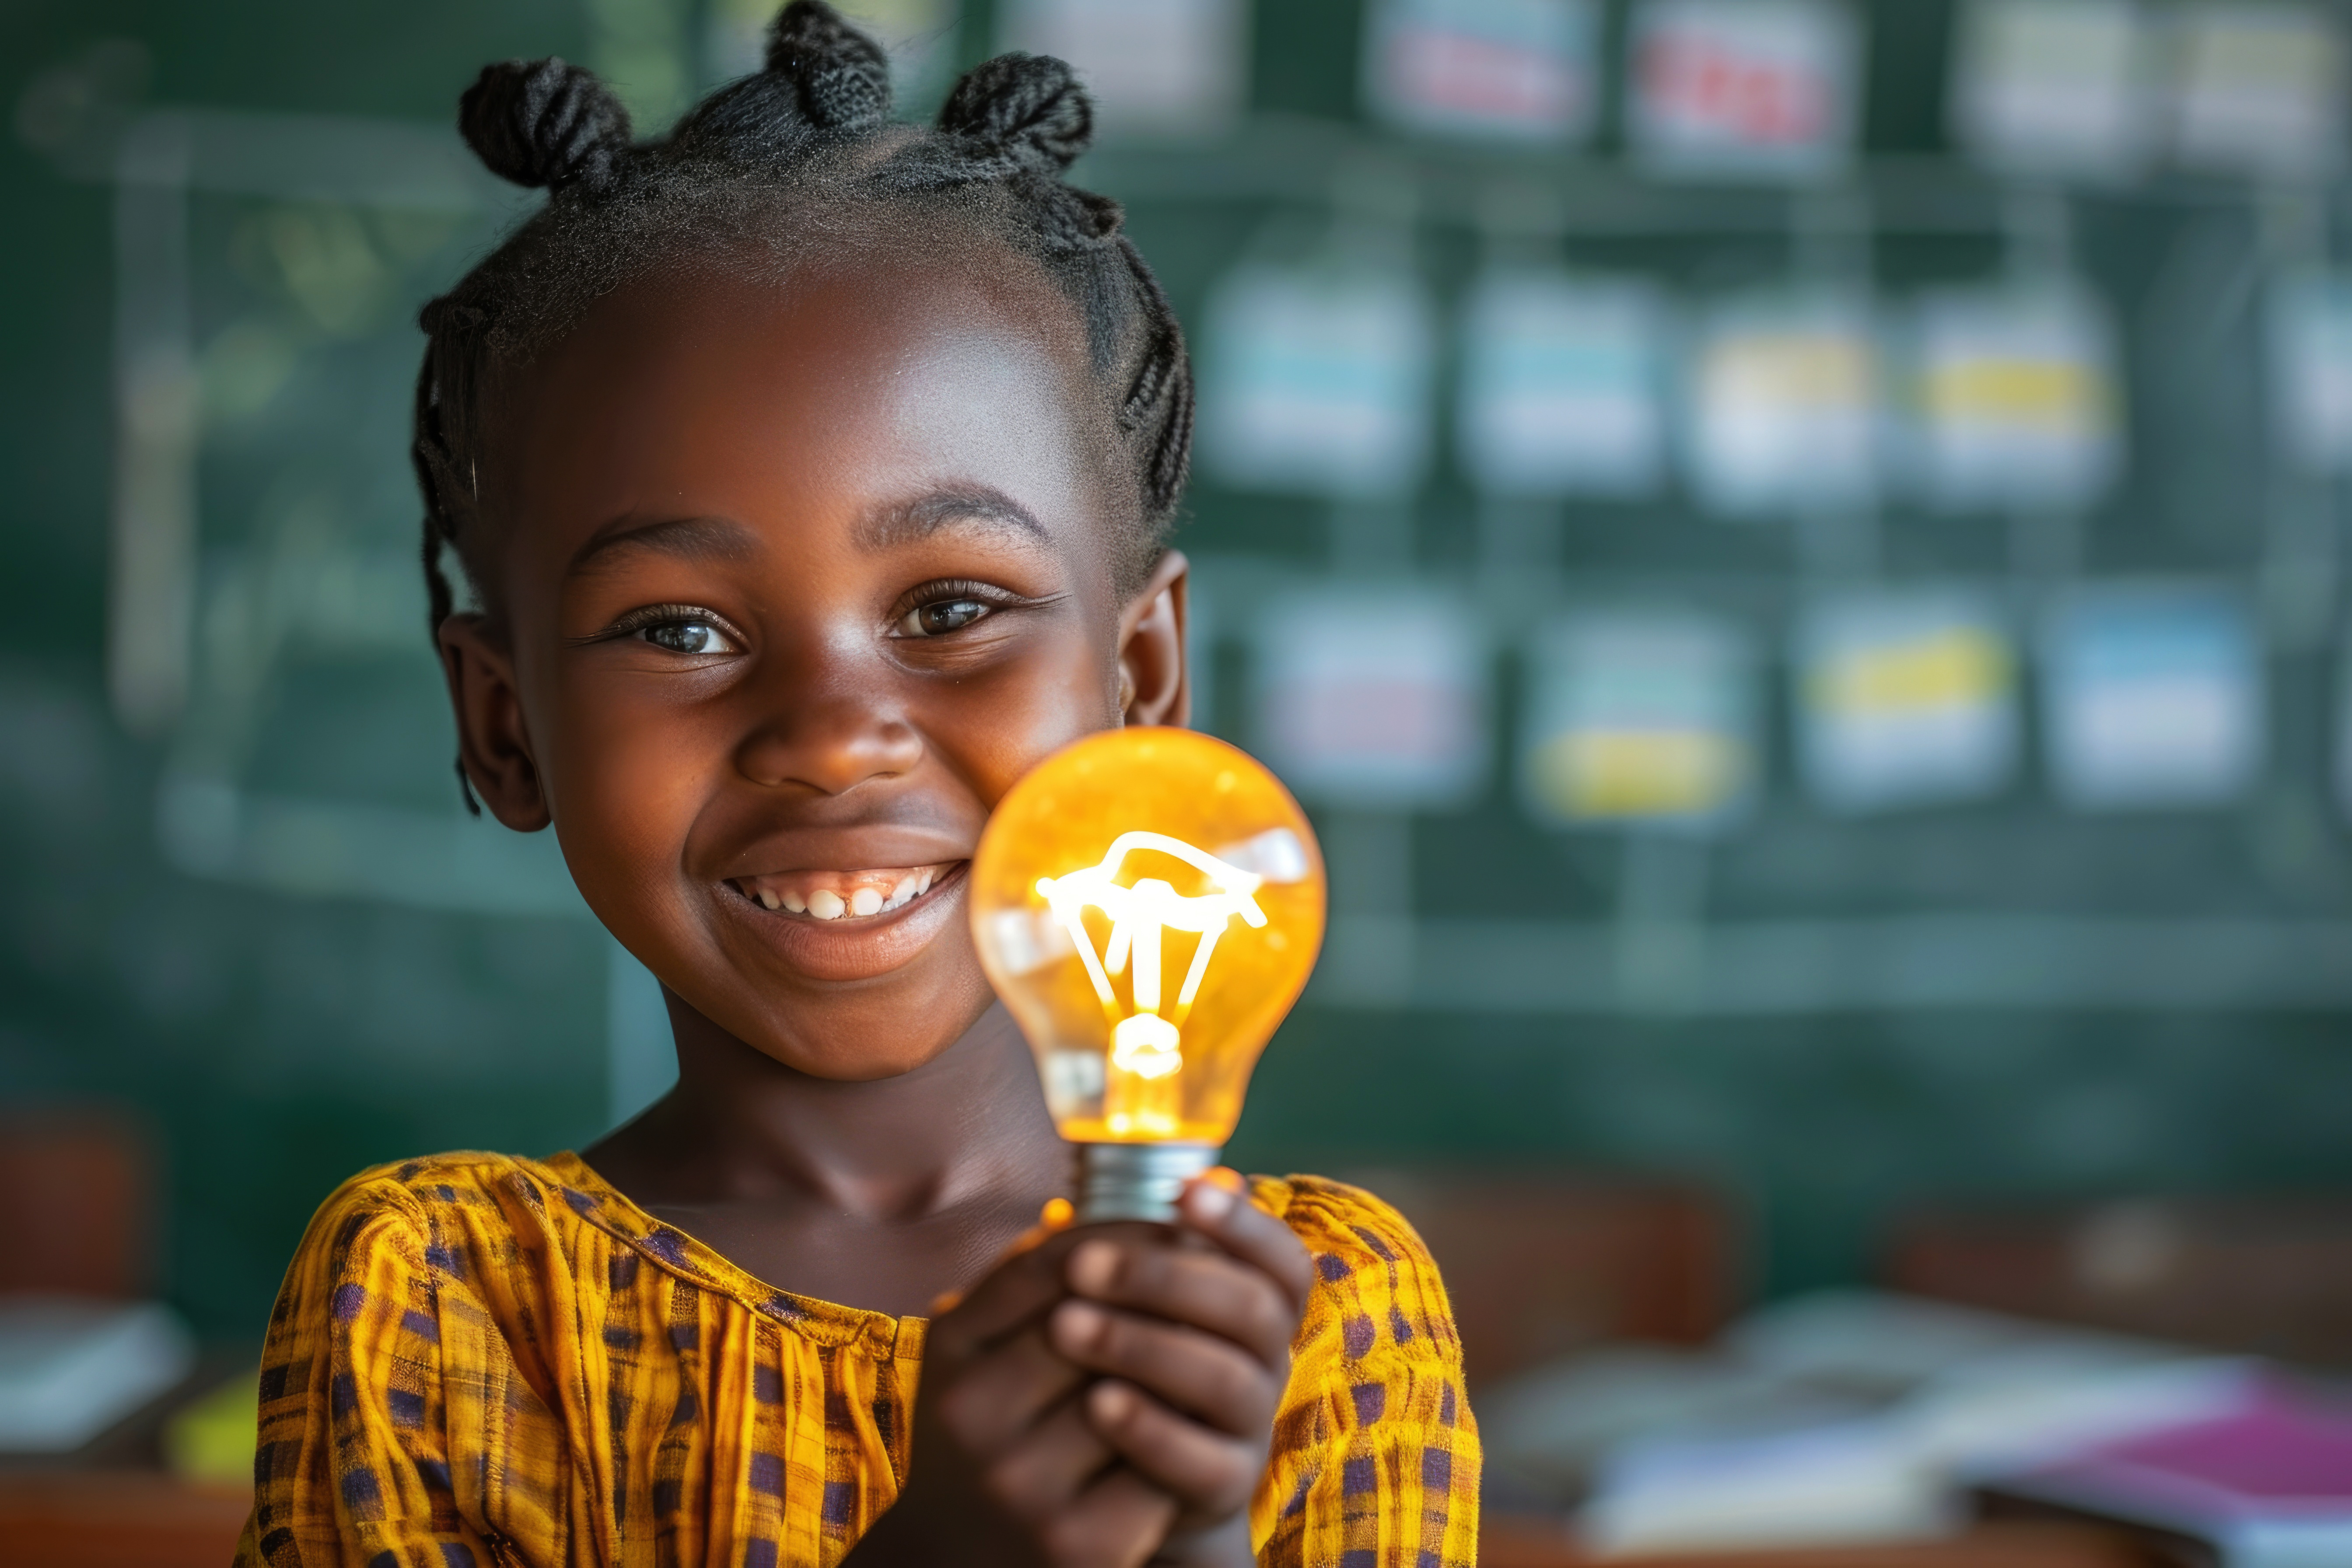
[856,488,1053,552]
[567,515,760,578]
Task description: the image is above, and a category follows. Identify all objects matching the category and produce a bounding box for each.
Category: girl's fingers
[1064,1232,1300,1368]
[1085,1379,1264,1519]
[1049,1298,1279,1436]
[1054,1464,1183,1568]
[978,1396,1118,1519]
[925,1324,1087,1449]
[928,1225,1088,1358]
[1176,1171,1315,1311]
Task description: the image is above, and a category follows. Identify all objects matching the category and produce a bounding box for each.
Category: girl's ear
[437,614,553,830]
[1116,549,1190,728]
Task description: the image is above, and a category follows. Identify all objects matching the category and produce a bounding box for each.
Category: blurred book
[1253,589,1486,809]
[2043,587,2264,811]
[1981,1376,2352,1568]
[997,0,1248,136]
[1797,590,2018,814]
[0,1295,196,1452]
[164,1370,262,1487]
[1685,290,1880,518]
[1906,285,2123,514]
[1362,0,1602,144]
[2166,2,2347,184]
[2267,272,2352,474]
[1458,271,1667,498]
[1949,0,2156,183]
[1519,612,1755,832]
[1482,1288,2250,1555]
[1628,0,1861,181]
[1199,263,1435,500]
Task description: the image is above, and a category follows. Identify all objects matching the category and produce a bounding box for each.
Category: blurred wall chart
[11,0,2352,1352]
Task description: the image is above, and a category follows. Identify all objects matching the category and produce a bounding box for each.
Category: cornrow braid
[412,3,1195,803]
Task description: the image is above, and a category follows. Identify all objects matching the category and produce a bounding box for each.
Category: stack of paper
[1984,1377,2352,1568]
[0,1295,196,1452]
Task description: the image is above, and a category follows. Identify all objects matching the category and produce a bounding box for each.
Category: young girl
[238,7,1477,1565]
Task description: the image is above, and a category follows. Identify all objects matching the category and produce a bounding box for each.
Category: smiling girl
[236,7,1477,1566]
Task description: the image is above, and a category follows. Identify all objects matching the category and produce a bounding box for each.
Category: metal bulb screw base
[1072,1142,1221,1224]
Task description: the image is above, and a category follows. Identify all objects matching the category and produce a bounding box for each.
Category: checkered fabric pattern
[235,1151,1480,1568]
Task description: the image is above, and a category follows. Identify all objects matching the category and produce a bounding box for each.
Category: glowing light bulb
[972,728,1325,1221]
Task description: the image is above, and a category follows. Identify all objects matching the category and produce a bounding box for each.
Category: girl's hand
[1048,1173,1313,1568]
[844,1221,1177,1568]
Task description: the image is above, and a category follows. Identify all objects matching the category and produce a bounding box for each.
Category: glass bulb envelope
[971,728,1325,1158]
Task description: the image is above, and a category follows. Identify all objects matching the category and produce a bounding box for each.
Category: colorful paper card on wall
[1949,0,2156,181]
[1254,589,1487,808]
[1798,591,2018,813]
[1628,0,1860,179]
[2168,3,2348,182]
[1363,0,1603,143]
[1686,291,1880,517]
[998,0,1249,135]
[2044,587,2264,810]
[1199,264,1436,499]
[1521,613,1755,831]
[1907,286,2122,513]
[2267,273,2352,472]
[1459,271,1667,498]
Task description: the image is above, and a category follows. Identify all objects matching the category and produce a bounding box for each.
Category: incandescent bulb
[971,728,1326,1221]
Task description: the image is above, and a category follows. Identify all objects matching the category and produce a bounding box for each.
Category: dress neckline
[538,1149,926,1354]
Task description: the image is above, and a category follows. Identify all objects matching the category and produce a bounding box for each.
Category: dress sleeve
[1247,1177,1482,1568]
[235,1171,511,1568]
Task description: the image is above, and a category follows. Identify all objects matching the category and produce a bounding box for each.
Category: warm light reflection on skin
[971,728,1325,1147]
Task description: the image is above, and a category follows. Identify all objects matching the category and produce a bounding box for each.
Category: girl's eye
[640,620,735,655]
[900,599,990,637]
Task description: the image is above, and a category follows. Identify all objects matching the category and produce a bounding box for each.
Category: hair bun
[459,57,632,194]
[765,0,892,131]
[938,52,1093,174]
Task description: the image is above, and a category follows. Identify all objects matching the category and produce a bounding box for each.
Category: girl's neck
[586,998,1068,1227]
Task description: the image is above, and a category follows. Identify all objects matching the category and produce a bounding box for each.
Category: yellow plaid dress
[236,1152,1480,1568]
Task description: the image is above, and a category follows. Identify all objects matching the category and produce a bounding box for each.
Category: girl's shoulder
[280,1148,604,1284]
[1246,1172,1466,1370]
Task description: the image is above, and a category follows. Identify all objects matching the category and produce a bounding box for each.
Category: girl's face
[438,256,1188,1081]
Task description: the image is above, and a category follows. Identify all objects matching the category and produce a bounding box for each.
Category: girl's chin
[718,860,972,984]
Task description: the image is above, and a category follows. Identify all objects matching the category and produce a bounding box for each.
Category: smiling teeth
[740,861,956,920]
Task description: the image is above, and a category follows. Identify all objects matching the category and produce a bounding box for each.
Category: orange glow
[970,728,1325,1146]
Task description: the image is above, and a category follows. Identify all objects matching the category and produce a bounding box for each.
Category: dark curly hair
[411,0,1194,662]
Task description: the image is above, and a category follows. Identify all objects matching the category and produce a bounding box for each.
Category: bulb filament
[1035,832,1269,1134]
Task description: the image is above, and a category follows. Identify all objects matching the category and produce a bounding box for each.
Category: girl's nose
[733,687,926,796]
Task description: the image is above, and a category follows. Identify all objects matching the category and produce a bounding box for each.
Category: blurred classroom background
[7,0,2352,1563]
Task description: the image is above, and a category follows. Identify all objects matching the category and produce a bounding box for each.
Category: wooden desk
[1482,1517,2160,1568]
[0,1471,249,1568]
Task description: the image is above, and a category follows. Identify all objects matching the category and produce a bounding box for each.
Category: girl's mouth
[731,861,961,921]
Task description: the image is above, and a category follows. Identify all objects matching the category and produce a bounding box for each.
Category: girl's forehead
[490,252,1123,559]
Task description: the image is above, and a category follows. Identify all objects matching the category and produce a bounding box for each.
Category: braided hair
[412,0,1194,676]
